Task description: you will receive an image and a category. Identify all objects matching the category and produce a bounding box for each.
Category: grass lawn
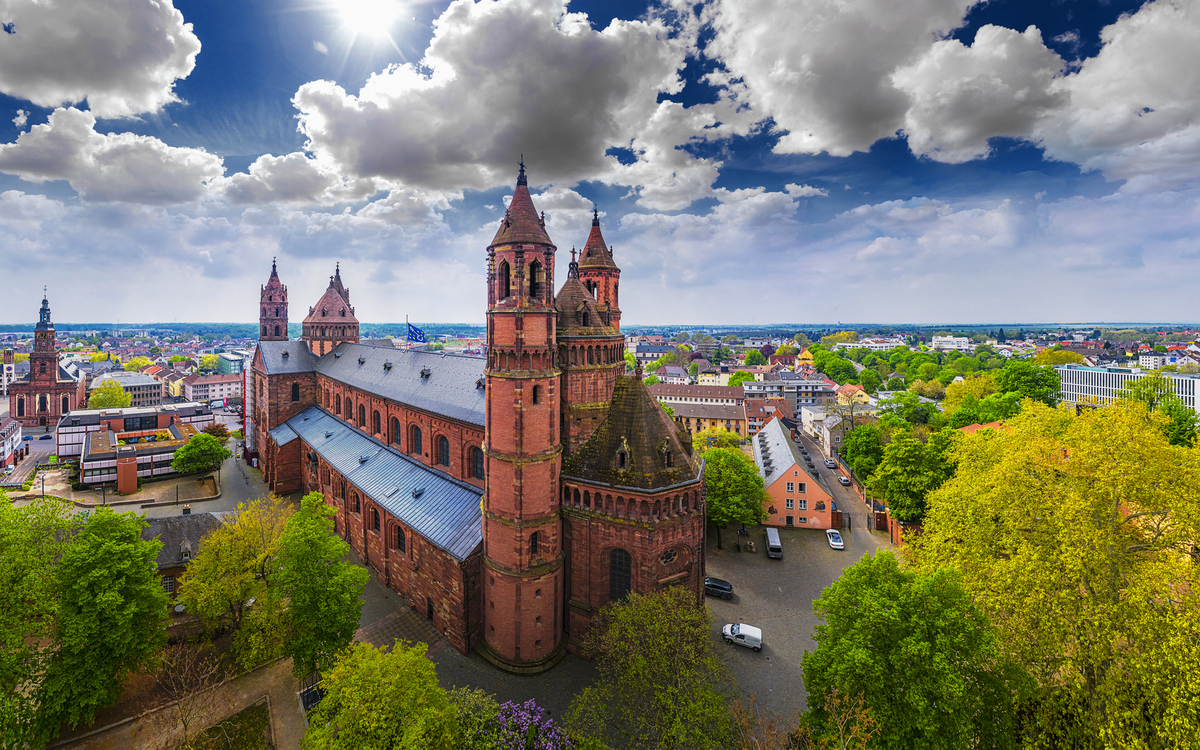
[185,698,273,750]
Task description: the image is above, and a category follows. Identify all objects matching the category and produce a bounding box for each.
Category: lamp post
[40,472,45,498]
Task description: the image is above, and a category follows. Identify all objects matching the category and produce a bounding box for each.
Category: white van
[765,527,783,559]
[722,623,764,652]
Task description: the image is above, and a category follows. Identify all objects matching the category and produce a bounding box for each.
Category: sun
[338,0,401,37]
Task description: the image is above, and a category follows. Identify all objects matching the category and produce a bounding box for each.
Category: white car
[722,623,763,652]
[824,459,837,468]
[826,529,845,550]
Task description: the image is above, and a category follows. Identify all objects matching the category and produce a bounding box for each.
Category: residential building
[1057,364,1200,414]
[89,371,164,408]
[655,365,689,385]
[56,402,215,458]
[797,348,815,367]
[744,398,794,436]
[836,383,870,406]
[931,336,974,352]
[667,402,747,437]
[1,418,22,469]
[832,337,906,351]
[140,513,223,597]
[216,352,250,375]
[182,372,242,403]
[632,343,675,365]
[800,406,861,454]
[753,417,836,529]
[649,383,745,407]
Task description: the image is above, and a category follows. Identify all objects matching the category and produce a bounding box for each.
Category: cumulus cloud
[217,152,383,206]
[0,107,223,203]
[0,0,201,118]
[292,0,728,209]
[786,183,828,198]
[12,109,27,128]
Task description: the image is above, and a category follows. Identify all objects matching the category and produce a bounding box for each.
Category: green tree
[946,392,1021,429]
[0,497,74,748]
[802,552,1026,750]
[819,331,858,346]
[37,508,169,738]
[625,351,637,372]
[996,361,1059,406]
[566,587,732,750]
[867,430,955,523]
[818,357,856,384]
[302,641,459,750]
[688,363,699,378]
[878,391,937,426]
[87,378,132,409]
[727,371,756,388]
[857,369,881,394]
[277,493,369,678]
[201,422,230,441]
[912,402,1200,748]
[1118,371,1198,446]
[123,356,152,372]
[942,372,998,414]
[884,376,905,391]
[703,448,766,549]
[793,332,812,348]
[198,354,220,370]
[774,343,799,356]
[841,425,884,480]
[693,426,743,454]
[744,350,767,366]
[171,433,232,475]
[643,374,661,387]
[1034,349,1086,365]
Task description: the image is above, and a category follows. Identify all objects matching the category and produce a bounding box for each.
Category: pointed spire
[335,262,341,281]
[568,247,580,279]
[270,256,278,279]
[592,204,599,227]
[37,289,53,330]
[517,155,527,187]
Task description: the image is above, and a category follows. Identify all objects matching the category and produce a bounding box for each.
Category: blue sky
[0,0,1197,326]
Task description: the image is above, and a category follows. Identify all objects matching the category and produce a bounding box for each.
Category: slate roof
[753,417,831,495]
[142,513,222,570]
[490,172,553,247]
[668,402,745,421]
[554,274,616,335]
[303,284,359,325]
[359,339,396,348]
[285,407,482,561]
[577,212,617,270]
[315,344,486,427]
[562,374,700,491]
[268,423,298,446]
[256,340,320,375]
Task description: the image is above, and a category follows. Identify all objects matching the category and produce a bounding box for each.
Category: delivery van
[765,527,783,559]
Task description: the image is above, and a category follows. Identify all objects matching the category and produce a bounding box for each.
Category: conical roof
[303,284,358,325]
[562,374,699,490]
[269,257,279,281]
[555,255,616,334]
[490,164,553,247]
[331,263,350,304]
[35,294,53,331]
[578,209,616,270]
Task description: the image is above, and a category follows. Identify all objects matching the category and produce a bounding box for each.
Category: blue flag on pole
[407,323,426,343]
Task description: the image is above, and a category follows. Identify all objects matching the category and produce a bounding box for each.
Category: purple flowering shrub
[490,699,574,750]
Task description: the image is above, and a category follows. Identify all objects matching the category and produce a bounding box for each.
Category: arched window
[587,348,593,365]
[358,405,366,425]
[371,507,380,533]
[530,531,541,559]
[394,525,406,553]
[335,394,341,414]
[262,325,267,336]
[581,311,589,327]
[617,449,627,470]
[38,395,47,413]
[291,383,300,402]
[372,410,381,435]
[411,425,423,456]
[391,417,401,447]
[532,385,540,405]
[609,548,632,602]
[471,447,484,480]
[498,260,511,299]
[437,435,450,466]
[39,362,46,375]
[352,493,360,514]
[61,395,69,413]
[529,260,542,300]
[274,325,281,337]
[16,398,24,417]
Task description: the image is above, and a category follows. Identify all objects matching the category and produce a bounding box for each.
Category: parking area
[705,520,890,723]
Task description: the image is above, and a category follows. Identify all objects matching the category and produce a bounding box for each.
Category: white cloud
[12,109,27,129]
[292,0,725,209]
[786,183,828,198]
[313,40,329,55]
[217,153,383,206]
[0,107,223,204]
[0,0,201,118]
[894,25,1065,163]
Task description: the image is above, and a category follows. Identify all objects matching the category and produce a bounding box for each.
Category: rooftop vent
[476,378,485,389]
[358,356,366,364]
[412,487,425,498]
[282,351,289,359]
[325,431,333,438]
[334,352,342,358]
[420,367,431,378]
[359,452,371,463]
[383,361,392,370]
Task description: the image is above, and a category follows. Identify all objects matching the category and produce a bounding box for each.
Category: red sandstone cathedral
[247,164,706,673]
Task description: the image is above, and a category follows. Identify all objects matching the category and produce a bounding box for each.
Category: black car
[704,577,734,600]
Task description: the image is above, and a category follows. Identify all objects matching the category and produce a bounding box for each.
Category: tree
[907,378,945,400]
[1118,371,1198,446]
[198,354,219,370]
[567,587,733,750]
[0,497,74,748]
[37,508,169,738]
[153,641,226,748]
[878,391,937,426]
[803,553,1024,750]
[942,372,998,414]
[841,425,884,481]
[302,641,459,750]
[818,358,856,384]
[728,371,756,388]
[703,448,767,549]
[643,374,661,387]
[201,422,230,441]
[1034,349,1085,365]
[775,343,799,356]
[995,361,1059,406]
[625,351,637,372]
[793,332,812,348]
[884,376,905,391]
[276,493,369,678]
[946,392,1021,429]
[857,369,881,394]
[911,401,1200,748]
[744,350,767,366]
[88,352,111,362]
[123,356,152,372]
[790,690,878,750]
[688,363,699,378]
[867,430,955,523]
[820,331,858,346]
[171,433,232,475]
[87,378,132,409]
[694,426,743,454]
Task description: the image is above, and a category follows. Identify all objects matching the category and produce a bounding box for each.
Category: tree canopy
[744,349,767,366]
[995,361,1059,406]
[942,372,998,414]
[802,552,1026,750]
[693,426,743,454]
[703,448,766,548]
[727,371,756,388]
[1034,349,1086,365]
[841,425,884,480]
[87,378,132,409]
[123,356,152,372]
[911,401,1200,747]
[1118,371,1198,446]
[171,433,232,475]
[867,430,955,523]
[198,354,220,370]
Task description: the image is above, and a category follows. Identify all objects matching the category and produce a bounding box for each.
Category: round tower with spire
[481,159,566,672]
[301,264,360,356]
[576,207,621,329]
[259,258,289,341]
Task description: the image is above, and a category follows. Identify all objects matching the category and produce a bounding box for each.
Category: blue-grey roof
[256,340,320,375]
[315,343,485,427]
[268,423,298,446]
[285,406,483,561]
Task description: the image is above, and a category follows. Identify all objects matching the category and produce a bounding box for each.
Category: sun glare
[338,0,400,36]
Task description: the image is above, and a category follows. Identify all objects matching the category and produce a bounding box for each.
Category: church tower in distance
[480,161,565,672]
[260,258,288,341]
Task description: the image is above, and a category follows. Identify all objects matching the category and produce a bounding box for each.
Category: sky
[0,0,1198,327]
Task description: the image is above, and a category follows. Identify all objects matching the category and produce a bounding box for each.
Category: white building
[1056,365,1200,414]
[931,336,974,352]
[832,338,907,351]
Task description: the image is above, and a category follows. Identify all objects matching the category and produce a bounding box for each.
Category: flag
[407,323,426,343]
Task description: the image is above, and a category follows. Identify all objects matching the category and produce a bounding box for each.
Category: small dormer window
[581,311,589,327]
[617,449,627,470]
[340,309,346,317]
[664,451,673,468]
[180,541,192,561]
[322,308,327,317]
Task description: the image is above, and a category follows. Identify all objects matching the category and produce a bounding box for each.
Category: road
[794,430,878,540]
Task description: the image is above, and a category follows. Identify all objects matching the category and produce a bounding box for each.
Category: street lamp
[40,472,45,498]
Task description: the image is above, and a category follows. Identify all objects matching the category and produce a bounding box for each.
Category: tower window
[391,417,401,447]
[581,311,589,327]
[531,385,540,405]
[62,396,69,413]
[530,531,541,558]
[438,436,450,466]
[411,425,423,456]
[395,526,405,553]
[274,325,280,337]
[617,449,627,470]
[38,395,47,413]
[39,362,45,375]
[262,325,268,336]
[291,383,300,402]
[471,447,484,480]
[359,404,366,425]
[529,260,542,300]
[498,260,511,299]
[372,507,380,533]
[373,410,381,435]
[609,548,632,602]
[335,394,341,414]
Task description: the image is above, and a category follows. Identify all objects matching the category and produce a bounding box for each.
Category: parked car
[704,577,734,600]
[826,529,845,550]
[838,476,851,486]
[823,459,837,468]
[22,435,33,441]
[38,434,53,440]
[722,623,763,652]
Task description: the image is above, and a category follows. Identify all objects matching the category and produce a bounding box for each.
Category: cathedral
[5,294,82,430]
[248,165,706,672]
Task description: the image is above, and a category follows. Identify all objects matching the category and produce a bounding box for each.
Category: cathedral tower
[576,207,621,329]
[301,264,360,356]
[259,258,288,341]
[481,162,565,672]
